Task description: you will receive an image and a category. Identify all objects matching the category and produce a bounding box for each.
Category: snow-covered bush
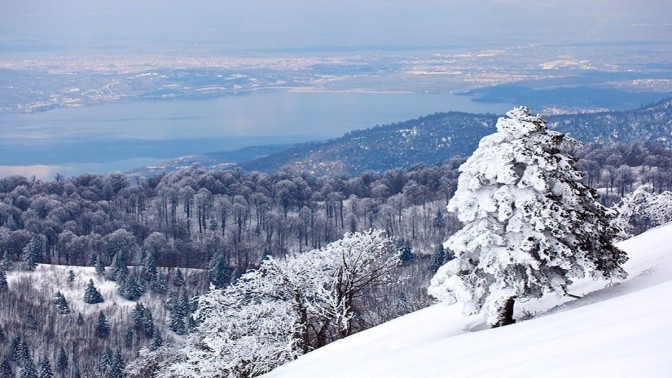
[428,107,628,327]
[132,229,399,378]
[612,184,672,237]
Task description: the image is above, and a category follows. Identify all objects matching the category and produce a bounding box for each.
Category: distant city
[1,42,671,115]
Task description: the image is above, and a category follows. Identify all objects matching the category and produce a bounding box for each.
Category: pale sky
[1,0,670,54]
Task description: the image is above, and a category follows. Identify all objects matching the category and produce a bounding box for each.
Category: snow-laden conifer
[83,279,104,304]
[428,107,628,327]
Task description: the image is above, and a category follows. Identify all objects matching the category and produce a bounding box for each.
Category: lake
[0,90,512,178]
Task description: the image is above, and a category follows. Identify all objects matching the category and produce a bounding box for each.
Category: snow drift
[264,223,672,377]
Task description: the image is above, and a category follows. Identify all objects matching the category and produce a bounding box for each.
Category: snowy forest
[1,126,672,376]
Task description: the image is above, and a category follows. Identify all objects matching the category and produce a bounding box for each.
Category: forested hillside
[239,98,672,175]
[1,139,672,376]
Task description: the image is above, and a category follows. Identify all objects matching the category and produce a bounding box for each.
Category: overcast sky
[1,0,670,54]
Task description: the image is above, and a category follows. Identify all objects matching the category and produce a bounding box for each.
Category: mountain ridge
[239,97,672,175]
[133,97,672,177]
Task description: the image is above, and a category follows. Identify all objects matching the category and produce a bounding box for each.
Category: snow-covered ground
[265,223,672,377]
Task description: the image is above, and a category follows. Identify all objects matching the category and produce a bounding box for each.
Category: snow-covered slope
[264,224,672,377]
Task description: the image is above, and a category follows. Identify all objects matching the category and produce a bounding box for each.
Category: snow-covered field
[265,223,672,377]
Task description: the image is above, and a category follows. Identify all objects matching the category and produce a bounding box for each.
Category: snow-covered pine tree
[1,251,12,271]
[430,244,446,273]
[54,291,70,314]
[172,269,185,287]
[150,329,163,351]
[1,356,12,378]
[38,355,54,378]
[56,347,68,375]
[20,354,38,378]
[428,106,628,327]
[0,266,8,292]
[83,279,104,304]
[22,237,40,271]
[94,311,110,339]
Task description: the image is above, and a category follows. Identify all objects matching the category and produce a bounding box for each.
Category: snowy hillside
[264,223,672,377]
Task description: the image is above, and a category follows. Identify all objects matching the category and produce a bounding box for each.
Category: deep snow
[265,223,672,377]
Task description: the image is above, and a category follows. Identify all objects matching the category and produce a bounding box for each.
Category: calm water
[0,91,512,178]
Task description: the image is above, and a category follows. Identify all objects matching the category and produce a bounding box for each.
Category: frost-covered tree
[612,184,672,237]
[95,311,110,339]
[1,251,12,271]
[20,354,38,378]
[38,356,54,378]
[0,266,7,292]
[428,107,628,327]
[67,269,75,283]
[22,237,41,271]
[84,279,104,304]
[430,244,446,273]
[54,291,70,314]
[1,356,13,378]
[140,229,399,378]
[172,269,185,287]
[56,347,68,375]
[150,329,163,351]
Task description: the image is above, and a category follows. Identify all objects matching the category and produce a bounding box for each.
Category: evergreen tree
[76,313,84,326]
[26,313,38,330]
[428,107,628,327]
[108,351,124,378]
[132,303,146,333]
[124,330,134,348]
[38,356,54,378]
[430,244,446,273]
[107,251,128,282]
[71,365,81,378]
[22,237,40,271]
[397,238,414,262]
[117,275,144,301]
[54,291,70,314]
[208,253,231,288]
[1,355,13,378]
[67,270,75,283]
[172,269,185,287]
[0,251,11,271]
[150,329,163,350]
[149,276,168,295]
[19,343,30,365]
[9,336,22,361]
[141,253,157,281]
[94,312,110,339]
[20,355,38,378]
[83,280,104,304]
[56,347,68,375]
[0,266,7,292]
[432,209,446,229]
[99,349,113,376]
[141,309,154,338]
[169,311,186,335]
[177,289,190,318]
[93,255,106,276]
[99,349,123,378]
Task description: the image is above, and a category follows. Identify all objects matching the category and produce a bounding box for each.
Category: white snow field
[265,223,672,377]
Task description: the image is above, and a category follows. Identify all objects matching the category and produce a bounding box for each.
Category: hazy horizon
[2,0,670,55]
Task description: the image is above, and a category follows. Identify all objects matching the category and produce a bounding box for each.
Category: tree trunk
[493,297,516,328]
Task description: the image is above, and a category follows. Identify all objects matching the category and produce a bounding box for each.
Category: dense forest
[1,141,672,376]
